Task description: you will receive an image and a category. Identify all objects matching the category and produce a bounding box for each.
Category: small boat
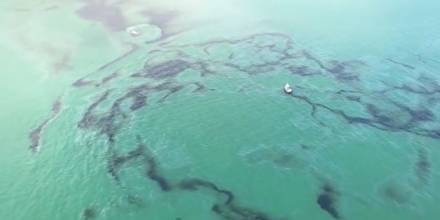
[127,28,141,37]
[284,83,293,94]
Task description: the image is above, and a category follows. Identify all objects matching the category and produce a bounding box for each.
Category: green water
[1,1,440,220]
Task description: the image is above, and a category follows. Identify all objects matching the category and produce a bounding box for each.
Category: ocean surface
[1,1,440,220]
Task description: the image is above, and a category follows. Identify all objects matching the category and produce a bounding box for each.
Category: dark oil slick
[29,97,62,153]
[386,58,416,70]
[76,0,127,32]
[82,206,98,220]
[317,184,340,219]
[29,30,440,219]
[415,148,431,185]
[65,32,440,218]
[106,135,277,220]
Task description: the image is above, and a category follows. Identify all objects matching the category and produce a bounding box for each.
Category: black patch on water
[345,95,361,102]
[290,84,440,140]
[140,9,182,40]
[73,78,94,87]
[316,184,340,219]
[412,109,434,122]
[78,91,111,129]
[386,58,415,70]
[381,183,411,204]
[29,97,62,152]
[46,32,440,220]
[70,32,440,144]
[178,178,235,205]
[130,93,148,111]
[177,178,275,220]
[106,135,172,191]
[415,148,431,184]
[76,1,126,31]
[144,151,172,191]
[29,123,47,152]
[74,72,119,88]
[212,203,271,220]
[133,59,190,79]
[301,51,363,82]
[98,72,119,86]
[190,82,207,93]
[82,207,98,220]
[288,65,322,76]
[301,144,312,150]
[127,194,144,207]
[105,136,277,220]
[107,142,145,182]
[75,79,209,145]
[326,60,361,81]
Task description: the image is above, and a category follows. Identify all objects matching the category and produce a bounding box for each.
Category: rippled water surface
[1,1,440,220]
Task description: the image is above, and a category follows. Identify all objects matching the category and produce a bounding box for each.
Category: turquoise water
[1,1,440,220]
